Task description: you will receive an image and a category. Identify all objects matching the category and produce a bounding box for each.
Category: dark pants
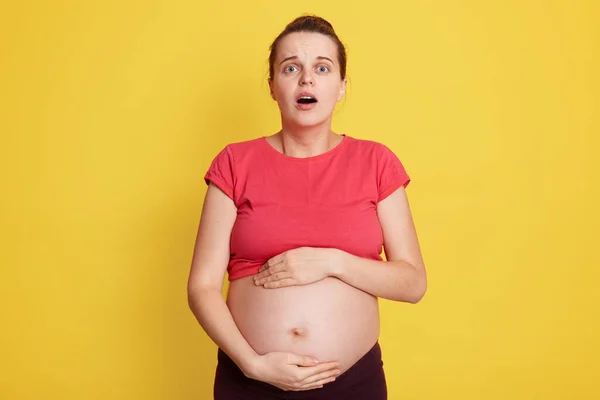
[214,342,387,400]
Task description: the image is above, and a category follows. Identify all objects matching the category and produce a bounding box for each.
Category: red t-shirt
[204,134,411,281]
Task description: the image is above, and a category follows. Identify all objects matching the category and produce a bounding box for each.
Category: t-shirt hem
[228,268,259,281]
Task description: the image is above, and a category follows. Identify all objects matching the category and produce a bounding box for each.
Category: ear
[268,78,276,101]
[337,77,348,101]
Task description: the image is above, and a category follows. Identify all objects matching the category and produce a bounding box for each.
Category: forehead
[276,32,337,61]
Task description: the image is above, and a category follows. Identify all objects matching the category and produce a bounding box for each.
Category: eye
[317,65,329,73]
[284,65,298,73]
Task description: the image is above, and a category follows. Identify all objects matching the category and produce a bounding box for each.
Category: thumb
[288,353,318,367]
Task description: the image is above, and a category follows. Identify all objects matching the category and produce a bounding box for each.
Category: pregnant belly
[226,276,381,373]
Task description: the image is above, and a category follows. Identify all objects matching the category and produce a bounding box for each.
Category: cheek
[320,90,341,108]
[273,84,293,104]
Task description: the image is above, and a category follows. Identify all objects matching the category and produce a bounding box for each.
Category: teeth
[297,95,317,104]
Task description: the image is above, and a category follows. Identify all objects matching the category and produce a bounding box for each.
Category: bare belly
[226,275,380,373]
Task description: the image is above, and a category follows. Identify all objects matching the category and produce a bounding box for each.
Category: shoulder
[345,135,410,179]
[204,137,266,202]
[225,136,264,150]
[205,137,266,167]
[347,137,411,196]
[345,135,400,159]
[216,137,265,159]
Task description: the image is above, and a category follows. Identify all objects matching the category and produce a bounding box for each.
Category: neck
[278,117,340,158]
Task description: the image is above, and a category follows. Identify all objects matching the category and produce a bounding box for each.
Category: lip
[295,91,318,111]
[296,91,318,102]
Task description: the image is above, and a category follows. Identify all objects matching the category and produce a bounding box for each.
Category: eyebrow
[279,56,335,65]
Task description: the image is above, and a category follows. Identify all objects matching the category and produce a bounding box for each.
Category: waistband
[216,341,383,399]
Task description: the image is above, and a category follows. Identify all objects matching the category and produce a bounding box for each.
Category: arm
[332,186,427,303]
[254,186,427,303]
[187,183,259,375]
[188,183,341,390]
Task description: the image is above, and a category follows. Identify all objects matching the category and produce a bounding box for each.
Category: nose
[299,69,314,86]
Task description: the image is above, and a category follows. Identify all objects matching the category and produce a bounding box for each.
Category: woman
[187,15,427,400]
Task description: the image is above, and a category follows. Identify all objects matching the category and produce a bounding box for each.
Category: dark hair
[268,15,347,81]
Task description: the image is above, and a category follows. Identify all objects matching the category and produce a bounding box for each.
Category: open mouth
[297,96,317,104]
[296,93,318,105]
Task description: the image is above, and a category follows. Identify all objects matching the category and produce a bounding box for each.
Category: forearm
[187,288,259,375]
[332,250,427,303]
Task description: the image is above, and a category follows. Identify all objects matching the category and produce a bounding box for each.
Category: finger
[292,383,323,391]
[254,269,270,280]
[297,361,341,380]
[255,269,286,285]
[254,275,268,286]
[267,254,285,268]
[264,271,291,283]
[300,368,341,385]
[258,261,273,273]
[267,263,287,274]
[264,278,296,289]
[256,264,286,281]
[287,354,319,367]
[296,376,337,390]
[258,255,284,273]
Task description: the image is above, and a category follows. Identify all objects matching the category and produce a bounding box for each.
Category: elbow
[187,282,220,311]
[187,287,199,309]
[407,284,427,304]
[187,286,201,312]
[405,270,428,304]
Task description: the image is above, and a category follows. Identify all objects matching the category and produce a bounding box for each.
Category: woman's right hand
[245,351,342,391]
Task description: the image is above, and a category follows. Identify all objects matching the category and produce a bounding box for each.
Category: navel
[289,327,308,339]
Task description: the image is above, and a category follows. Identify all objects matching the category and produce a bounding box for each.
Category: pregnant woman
[187,15,427,400]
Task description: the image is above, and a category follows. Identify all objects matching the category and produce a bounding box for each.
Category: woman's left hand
[253,247,342,289]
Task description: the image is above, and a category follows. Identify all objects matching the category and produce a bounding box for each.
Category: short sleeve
[204,145,235,201]
[377,144,411,202]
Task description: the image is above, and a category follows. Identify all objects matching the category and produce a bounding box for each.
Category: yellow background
[2,1,598,399]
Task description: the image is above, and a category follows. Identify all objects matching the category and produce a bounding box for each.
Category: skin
[187,31,427,393]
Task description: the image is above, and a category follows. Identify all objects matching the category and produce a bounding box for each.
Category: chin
[289,114,330,128]
[294,119,324,128]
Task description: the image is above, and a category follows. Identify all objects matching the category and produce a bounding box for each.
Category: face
[269,32,347,128]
